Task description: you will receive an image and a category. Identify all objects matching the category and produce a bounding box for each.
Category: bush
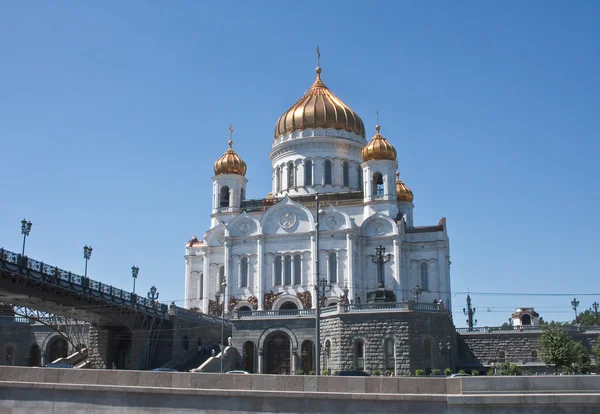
[403,371,411,376]
[471,370,479,376]
[296,369,304,375]
[386,370,393,376]
[431,369,441,376]
[308,371,315,375]
[415,369,425,376]
[322,370,329,376]
[487,369,494,376]
[373,369,381,376]
[458,369,466,374]
[498,362,522,376]
[444,368,452,376]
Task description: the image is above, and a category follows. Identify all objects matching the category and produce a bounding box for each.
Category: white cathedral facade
[183,65,451,320]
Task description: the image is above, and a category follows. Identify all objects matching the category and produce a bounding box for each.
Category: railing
[320,306,338,315]
[0,248,169,318]
[456,325,600,334]
[345,302,408,312]
[238,309,315,319]
[0,316,30,324]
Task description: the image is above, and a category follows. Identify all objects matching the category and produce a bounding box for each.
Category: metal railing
[0,316,30,324]
[0,248,169,318]
[238,309,315,319]
[456,325,600,334]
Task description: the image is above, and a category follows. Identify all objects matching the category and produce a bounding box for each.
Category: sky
[1,1,599,327]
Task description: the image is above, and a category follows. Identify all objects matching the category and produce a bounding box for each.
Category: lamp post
[412,285,422,303]
[131,266,139,294]
[83,245,92,278]
[571,298,580,323]
[439,340,451,370]
[592,302,599,325]
[215,280,227,373]
[313,193,330,376]
[20,219,33,257]
[367,245,392,288]
[463,295,477,331]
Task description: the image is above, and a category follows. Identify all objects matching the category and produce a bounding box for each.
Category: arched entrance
[47,337,68,363]
[29,344,41,366]
[279,302,298,310]
[243,341,256,373]
[300,340,314,373]
[265,332,291,374]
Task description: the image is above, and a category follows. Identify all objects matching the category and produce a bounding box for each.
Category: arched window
[498,351,506,362]
[531,350,538,360]
[324,340,331,371]
[275,168,281,192]
[420,262,429,291]
[240,188,245,202]
[324,160,332,185]
[384,338,395,371]
[199,273,204,299]
[218,267,225,292]
[373,173,383,196]
[521,314,532,326]
[329,252,337,283]
[293,254,302,285]
[275,256,282,286]
[424,338,431,359]
[287,162,295,189]
[220,186,230,207]
[284,256,292,285]
[354,339,365,370]
[305,160,313,186]
[342,162,349,187]
[358,167,363,191]
[240,257,248,287]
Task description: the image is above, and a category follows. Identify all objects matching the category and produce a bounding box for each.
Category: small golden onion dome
[361,125,397,162]
[396,172,414,203]
[274,67,366,139]
[186,236,204,248]
[214,139,247,176]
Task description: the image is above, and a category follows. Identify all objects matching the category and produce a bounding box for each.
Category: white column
[224,240,231,316]
[346,233,354,301]
[202,254,210,313]
[393,237,401,301]
[257,238,264,310]
[311,233,317,308]
[184,256,191,309]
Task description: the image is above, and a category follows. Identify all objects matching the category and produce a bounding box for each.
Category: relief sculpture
[208,299,223,316]
[263,291,283,310]
[297,291,312,309]
[229,296,241,311]
[247,295,259,310]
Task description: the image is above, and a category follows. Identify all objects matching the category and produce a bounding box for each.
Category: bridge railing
[0,248,169,318]
[456,325,600,334]
[0,315,30,324]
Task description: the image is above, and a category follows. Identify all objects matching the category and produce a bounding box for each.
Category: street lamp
[592,302,599,325]
[313,194,328,376]
[215,280,227,373]
[20,219,33,257]
[83,245,92,278]
[131,266,139,294]
[439,340,451,370]
[412,285,422,303]
[571,298,580,323]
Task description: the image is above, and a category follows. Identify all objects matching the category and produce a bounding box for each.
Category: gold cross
[376,109,380,125]
[316,46,321,66]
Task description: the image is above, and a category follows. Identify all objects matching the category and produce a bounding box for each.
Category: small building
[512,308,540,328]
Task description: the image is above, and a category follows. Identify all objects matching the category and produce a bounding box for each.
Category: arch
[264,331,292,374]
[353,338,365,370]
[325,297,340,307]
[243,341,256,373]
[284,255,292,285]
[324,159,332,185]
[498,350,506,362]
[238,305,251,312]
[29,344,41,366]
[279,301,298,310]
[301,340,314,373]
[234,300,256,312]
[531,350,538,360]
[220,186,230,208]
[420,262,429,291]
[274,256,283,285]
[372,172,383,196]
[342,161,349,187]
[47,336,68,363]
[321,205,352,230]
[293,254,302,285]
[275,167,281,192]
[305,159,313,186]
[383,337,395,371]
[272,294,303,311]
[240,187,245,202]
[328,252,337,284]
[240,257,249,287]
[521,314,532,326]
[227,212,262,237]
[287,162,295,189]
[257,326,299,352]
[360,212,399,237]
[324,339,332,371]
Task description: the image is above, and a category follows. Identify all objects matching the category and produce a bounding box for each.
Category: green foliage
[308,370,315,375]
[296,369,304,375]
[403,371,411,376]
[500,322,512,330]
[539,324,578,372]
[471,370,479,376]
[444,368,452,376]
[458,369,466,374]
[571,342,591,374]
[373,369,381,376]
[486,369,494,376]
[431,369,441,376]
[321,370,329,376]
[592,337,600,360]
[498,362,522,376]
[575,310,599,327]
[386,370,393,376]
[415,369,425,376]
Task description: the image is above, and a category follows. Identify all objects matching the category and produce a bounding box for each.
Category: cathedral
[184,62,455,375]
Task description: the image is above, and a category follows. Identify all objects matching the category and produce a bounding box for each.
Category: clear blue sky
[1,1,599,327]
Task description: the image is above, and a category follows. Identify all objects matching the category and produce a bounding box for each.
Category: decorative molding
[228,296,241,311]
[296,291,312,309]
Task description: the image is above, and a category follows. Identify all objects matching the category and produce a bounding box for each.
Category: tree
[571,342,591,374]
[592,337,600,361]
[538,324,577,373]
[498,362,522,376]
[574,309,598,327]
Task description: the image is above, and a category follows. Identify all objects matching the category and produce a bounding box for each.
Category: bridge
[0,247,229,370]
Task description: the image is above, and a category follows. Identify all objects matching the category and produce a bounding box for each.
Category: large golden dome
[361,125,397,162]
[274,67,366,139]
[214,139,247,176]
[396,172,414,203]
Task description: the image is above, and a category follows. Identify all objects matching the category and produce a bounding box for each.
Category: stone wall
[0,321,31,366]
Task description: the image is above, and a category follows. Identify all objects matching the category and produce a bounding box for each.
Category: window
[384,338,395,371]
[241,188,245,202]
[293,254,302,285]
[324,160,332,185]
[220,186,230,207]
[420,262,429,291]
[199,273,204,299]
[342,162,349,187]
[372,173,384,196]
[240,257,248,287]
[358,167,363,191]
[424,338,431,358]
[531,350,538,360]
[329,252,337,283]
[287,162,295,189]
[498,351,506,362]
[305,160,313,186]
[275,256,282,286]
[354,339,364,370]
[275,167,281,192]
[218,267,225,292]
[324,340,331,371]
[284,256,292,285]
[521,314,532,325]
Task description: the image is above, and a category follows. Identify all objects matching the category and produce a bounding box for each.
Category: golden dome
[361,125,397,162]
[214,138,247,176]
[396,172,414,203]
[274,67,366,139]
